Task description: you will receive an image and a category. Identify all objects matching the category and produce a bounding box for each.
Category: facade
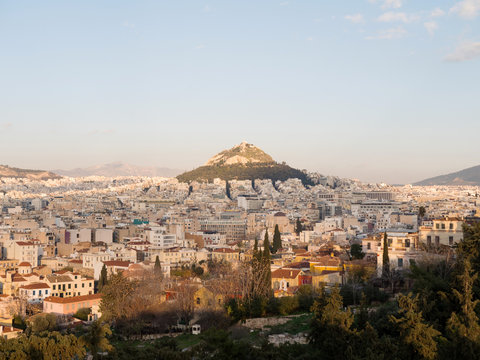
[419,217,463,247]
[43,293,102,316]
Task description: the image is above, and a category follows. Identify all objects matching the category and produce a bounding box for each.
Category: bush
[74,307,91,321]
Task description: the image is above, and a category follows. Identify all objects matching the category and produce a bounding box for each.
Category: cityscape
[1,0,480,359]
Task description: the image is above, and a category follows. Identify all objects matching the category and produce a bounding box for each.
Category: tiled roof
[271,269,302,279]
[20,282,50,290]
[44,293,101,304]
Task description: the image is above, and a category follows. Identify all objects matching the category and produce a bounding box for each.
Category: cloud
[382,0,402,9]
[344,14,365,24]
[378,11,418,23]
[122,21,135,29]
[445,41,480,62]
[450,0,480,19]
[424,21,438,35]
[431,8,445,17]
[369,0,403,9]
[366,26,407,40]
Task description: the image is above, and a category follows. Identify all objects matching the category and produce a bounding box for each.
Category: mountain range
[53,162,183,178]
[0,165,60,180]
[177,142,313,185]
[414,165,480,186]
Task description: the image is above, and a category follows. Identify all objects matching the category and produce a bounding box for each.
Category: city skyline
[1,0,480,184]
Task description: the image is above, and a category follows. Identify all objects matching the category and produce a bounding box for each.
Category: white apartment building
[144,227,177,248]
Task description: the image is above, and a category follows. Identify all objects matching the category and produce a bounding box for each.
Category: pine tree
[98,264,108,291]
[272,224,282,253]
[382,232,390,279]
[263,231,271,261]
[390,294,440,360]
[446,259,480,359]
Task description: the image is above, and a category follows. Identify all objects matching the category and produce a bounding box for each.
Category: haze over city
[1,0,479,183]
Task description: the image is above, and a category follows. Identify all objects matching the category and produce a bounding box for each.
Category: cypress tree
[272,224,282,253]
[98,264,108,291]
[154,255,162,277]
[295,218,303,235]
[262,231,272,296]
[382,232,390,278]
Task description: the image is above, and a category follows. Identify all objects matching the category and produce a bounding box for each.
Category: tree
[80,321,113,359]
[390,294,440,360]
[382,232,390,279]
[99,273,137,323]
[350,243,365,260]
[445,259,480,359]
[418,206,426,219]
[154,256,162,277]
[225,181,231,200]
[98,264,108,291]
[272,224,282,253]
[262,230,272,297]
[295,218,303,236]
[309,286,355,359]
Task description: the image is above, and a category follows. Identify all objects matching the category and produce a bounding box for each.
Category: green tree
[272,224,282,253]
[80,321,113,359]
[418,206,426,219]
[154,255,162,277]
[390,294,440,360]
[309,286,355,359]
[295,218,303,236]
[225,181,231,200]
[98,264,108,291]
[382,232,390,279]
[445,259,480,359]
[262,231,272,297]
[350,243,365,260]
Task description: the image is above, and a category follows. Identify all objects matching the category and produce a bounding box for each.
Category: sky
[0,0,479,184]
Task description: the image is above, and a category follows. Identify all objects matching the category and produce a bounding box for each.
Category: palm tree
[80,320,113,359]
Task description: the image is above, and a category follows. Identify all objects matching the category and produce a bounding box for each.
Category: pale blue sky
[1,0,479,184]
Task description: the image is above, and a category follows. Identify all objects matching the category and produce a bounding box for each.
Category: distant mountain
[177,142,313,186]
[54,162,183,178]
[414,165,480,186]
[0,165,60,180]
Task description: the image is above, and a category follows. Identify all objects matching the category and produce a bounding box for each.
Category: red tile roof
[44,293,101,304]
[271,269,302,279]
[19,282,50,290]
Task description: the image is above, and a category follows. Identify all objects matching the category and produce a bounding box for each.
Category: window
[398,258,403,267]
[196,297,201,305]
[449,236,454,246]
[405,239,410,248]
[82,283,84,288]
[75,284,77,288]
[436,223,440,229]
[388,238,392,246]
[68,284,71,289]
[367,243,371,250]
[53,285,56,290]
[441,223,445,229]
[33,290,36,295]
[435,236,440,246]
[449,223,453,230]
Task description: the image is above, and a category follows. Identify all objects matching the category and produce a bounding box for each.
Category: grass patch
[265,313,313,335]
[175,333,201,349]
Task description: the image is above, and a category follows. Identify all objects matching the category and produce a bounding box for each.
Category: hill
[414,165,480,186]
[177,142,313,186]
[54,162,183,178]
[0,165,61,180]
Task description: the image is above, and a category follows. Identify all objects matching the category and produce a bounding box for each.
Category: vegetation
[176,162,314,186]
